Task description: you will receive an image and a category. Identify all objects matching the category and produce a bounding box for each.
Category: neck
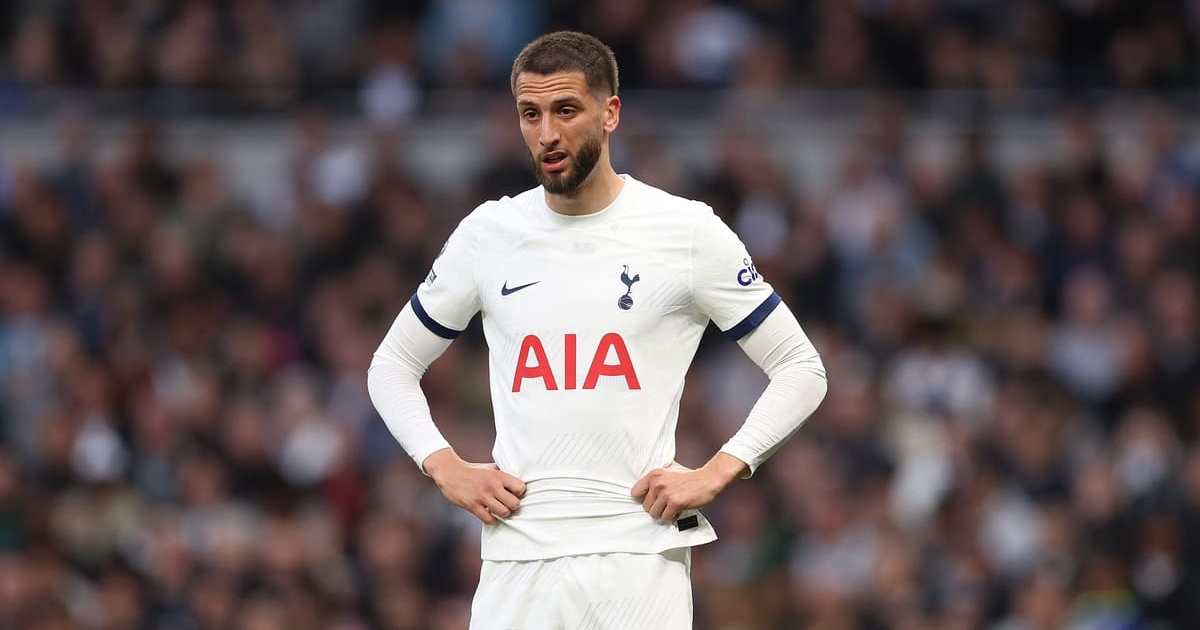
[545,162,624,216]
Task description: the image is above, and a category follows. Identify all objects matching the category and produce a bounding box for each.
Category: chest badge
[618,265,640,310]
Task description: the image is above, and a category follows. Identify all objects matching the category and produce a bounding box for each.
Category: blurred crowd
[0,1,1199,630]
[4,0,1200,117]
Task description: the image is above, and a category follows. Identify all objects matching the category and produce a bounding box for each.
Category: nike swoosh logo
[500,281,540,296]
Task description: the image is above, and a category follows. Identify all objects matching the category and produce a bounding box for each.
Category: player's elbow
[782,365,828,415]
[365,352,390,388]
[771,348,827,384]
[366,356,414,402]
[811,370,829,405]
[365,359,388,405]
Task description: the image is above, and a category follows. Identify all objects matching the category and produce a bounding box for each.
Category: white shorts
[469,548,693,630]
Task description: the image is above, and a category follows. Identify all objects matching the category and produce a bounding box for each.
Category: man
[368,31,827,629]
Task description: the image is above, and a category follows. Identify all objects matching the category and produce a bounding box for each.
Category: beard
[530,129,603,195]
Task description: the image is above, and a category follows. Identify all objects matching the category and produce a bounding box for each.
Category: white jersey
[413,176,780,561]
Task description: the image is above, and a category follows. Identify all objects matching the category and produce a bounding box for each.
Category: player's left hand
[630,453,748,522]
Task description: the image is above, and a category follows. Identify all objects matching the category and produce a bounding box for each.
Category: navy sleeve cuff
[410,294,462,340]
[723,293,782,341]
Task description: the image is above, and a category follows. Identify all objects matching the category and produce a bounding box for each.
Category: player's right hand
[423,448,527,524]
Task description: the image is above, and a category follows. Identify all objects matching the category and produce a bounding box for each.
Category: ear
[603,95,621,134]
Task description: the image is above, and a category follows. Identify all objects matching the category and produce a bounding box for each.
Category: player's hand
[630,453,748,522]
[423,448,527,525]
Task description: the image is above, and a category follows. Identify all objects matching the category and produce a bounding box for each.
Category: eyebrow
[517,96,585,109]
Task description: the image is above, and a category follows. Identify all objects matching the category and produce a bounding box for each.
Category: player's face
[514,71,618,195]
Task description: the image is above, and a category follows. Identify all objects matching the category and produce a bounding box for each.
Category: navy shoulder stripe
[410,294,462,340]
[723,293,782,341]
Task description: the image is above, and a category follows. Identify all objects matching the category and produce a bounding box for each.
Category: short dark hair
[510,31,618,97]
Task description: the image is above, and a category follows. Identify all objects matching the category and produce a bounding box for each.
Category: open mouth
[542,151,568,172]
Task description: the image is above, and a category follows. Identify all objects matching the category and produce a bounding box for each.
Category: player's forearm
[719,368,826,474]
[720,305,827,476]
[367,306,456,473]
[367,363,451,471]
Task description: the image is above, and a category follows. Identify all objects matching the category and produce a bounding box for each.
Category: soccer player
[368,31,827,629]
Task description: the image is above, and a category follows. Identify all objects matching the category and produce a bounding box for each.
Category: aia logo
[737,258,760,286]
[512,333,641,392]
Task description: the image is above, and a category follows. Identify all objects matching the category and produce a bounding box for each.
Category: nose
[538,117,560,148]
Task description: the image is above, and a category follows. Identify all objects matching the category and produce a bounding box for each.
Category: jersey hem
[479,535,718,562]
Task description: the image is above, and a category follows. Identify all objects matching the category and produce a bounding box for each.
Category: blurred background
[1,1,1199,629]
